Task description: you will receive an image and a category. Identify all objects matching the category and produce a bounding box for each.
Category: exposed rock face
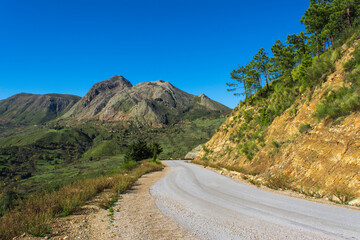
[0,93,80,125]
[65,75,133,119]
[197,39,360,203]
[185,145,203,160]
[64,76,230,126]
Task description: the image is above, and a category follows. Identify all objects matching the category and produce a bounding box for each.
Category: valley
[0,76,229,221]
[1,1,360,239]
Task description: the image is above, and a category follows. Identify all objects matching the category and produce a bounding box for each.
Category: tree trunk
[347,7,352,28]
[243,82,247,99]
[264,71,269,90]
[316,34,320,58]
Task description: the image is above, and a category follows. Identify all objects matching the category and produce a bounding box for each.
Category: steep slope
[64,75,230,126]
[196,34,360,205]
[0,93,80,125]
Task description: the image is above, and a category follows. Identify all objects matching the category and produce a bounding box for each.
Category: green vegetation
[0,115,225,216]
[299,123,312,134]
[112,98,134,113]
[224,0,360,161]
[314,45,360,121]
[124,139,162,162]
[227,0,360,98]
[0,159,162,239]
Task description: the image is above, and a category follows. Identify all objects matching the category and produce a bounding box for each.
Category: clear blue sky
[0,0,309,108]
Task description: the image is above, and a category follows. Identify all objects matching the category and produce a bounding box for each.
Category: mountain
[63,75,230,126]
[195,32,360,205]
[0,93,80,125]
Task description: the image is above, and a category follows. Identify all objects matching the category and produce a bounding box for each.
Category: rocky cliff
[64,75,230,126]
[196,34,360,205]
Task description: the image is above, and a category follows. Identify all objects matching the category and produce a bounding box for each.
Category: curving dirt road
[150,160,360,240]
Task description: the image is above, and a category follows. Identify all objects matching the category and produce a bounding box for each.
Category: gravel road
[150,160,360,240]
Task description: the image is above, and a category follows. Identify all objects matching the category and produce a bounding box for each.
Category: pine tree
[301,0,331,56]
[248,60,262,91]
[253,48,271,89]
[227,66,251,98]
[270,40,296,82]
[286,32,309,63]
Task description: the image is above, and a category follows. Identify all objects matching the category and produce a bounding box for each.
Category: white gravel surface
[150,160,360,240]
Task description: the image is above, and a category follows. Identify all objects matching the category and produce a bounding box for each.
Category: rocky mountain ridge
[0,76,230,127]
[63,75,230,126]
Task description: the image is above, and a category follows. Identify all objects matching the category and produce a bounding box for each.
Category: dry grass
[191,159,258,176]
[0,160,163,239]
[329,182,358,204]
[265,171,293,190]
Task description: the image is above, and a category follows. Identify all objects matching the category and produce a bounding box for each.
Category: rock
[62,76,230,126]
[185,145,203,160]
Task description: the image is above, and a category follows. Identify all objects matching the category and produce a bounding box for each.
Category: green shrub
[331,48,342,62]
[120,160,138,171]
[271,139,281,149]
[239,141,258,161]
[124,139,162,162]
[299,123,312,134]
[343,58,357,72]
[314,87,360,121]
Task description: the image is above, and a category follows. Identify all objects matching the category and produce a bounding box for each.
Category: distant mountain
[63,75,230,126]
[0,93,80,125]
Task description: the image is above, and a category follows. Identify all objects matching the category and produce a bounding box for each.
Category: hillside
[196,31,360,205]
[0,93,80,126]
[63,75,230,126]
[0,76,229,216]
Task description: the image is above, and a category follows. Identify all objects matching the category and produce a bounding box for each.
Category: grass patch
[329,182,358,204]
[0,160,162,239]
[314,87,360,121]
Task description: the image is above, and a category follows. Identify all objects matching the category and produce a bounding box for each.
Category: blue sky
[0,0,309,108]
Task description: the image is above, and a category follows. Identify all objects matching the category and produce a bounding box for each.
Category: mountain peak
[64,76,230,126]
[103,75,133,87]
[199,93,209,98]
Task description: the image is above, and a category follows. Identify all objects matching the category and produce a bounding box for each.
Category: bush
[239,141,258,161]
[271,139,281,149]
[124,139,162,162]
[343,50,360,72]
[299,123,312,134]
[314,87,360,121]
[121,160,138,171]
